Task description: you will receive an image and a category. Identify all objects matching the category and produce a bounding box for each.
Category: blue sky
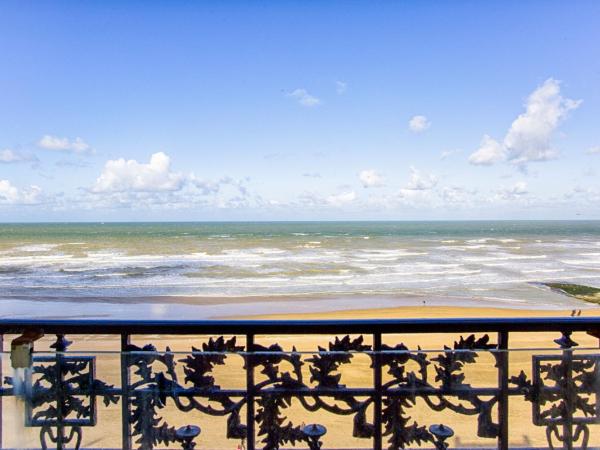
[1,1,599,221]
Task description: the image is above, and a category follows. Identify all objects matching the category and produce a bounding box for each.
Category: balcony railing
[1,317,600,450]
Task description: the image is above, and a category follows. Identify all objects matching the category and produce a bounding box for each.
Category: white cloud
[336,81,347,95]
[287,89,321,107]
[496,181,528,200]
[586,146,600,155]
[359,169,385,188]
[92,152,185,193]
[302,172,322,178]
[404,166,437,190]
[38,135,93,155]
[440,186,476,204]
[87,152,260,211]
[408,115,430,133]
[326,191,357,206]
[565,186,600,203]
[0,180,42,204]
[0,149,37,164]
[511,181,528,195]
[469,79,581,167]
[469,135,506,166]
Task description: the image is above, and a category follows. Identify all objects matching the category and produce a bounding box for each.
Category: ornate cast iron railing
[1,317,600,450]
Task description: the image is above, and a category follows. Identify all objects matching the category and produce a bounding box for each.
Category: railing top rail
[0,316,599,335]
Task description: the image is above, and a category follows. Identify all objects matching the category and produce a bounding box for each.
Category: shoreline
[0,290,595,320]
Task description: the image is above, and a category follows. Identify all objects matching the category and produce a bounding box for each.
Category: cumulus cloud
[287,89,321,107]
[404,166,437,190]
[359,169,385,188]
[0,180,43,204]
[38,135,93,155]
[469,135,506,166]
[336,81,347,95]
[87,152,258,211]
[469,79,581,167]
[586,146,600,155]
[326,191,357,206]
[0,149,38,164]
[408,115,430,133]
[93,152,185,193]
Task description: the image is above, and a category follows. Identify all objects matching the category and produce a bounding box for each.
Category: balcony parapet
[0,317,599,450]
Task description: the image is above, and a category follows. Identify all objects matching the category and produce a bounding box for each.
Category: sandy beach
[4,304,600,449]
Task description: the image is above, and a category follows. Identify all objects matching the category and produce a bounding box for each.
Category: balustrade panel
[1,319,600,449]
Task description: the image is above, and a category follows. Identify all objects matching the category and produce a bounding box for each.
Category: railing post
[246,333,255,450]
[562,343,574,450]
[373,332,382,450]
[121,333,131,450]
[55,336,66,450]
[497,331,509,450]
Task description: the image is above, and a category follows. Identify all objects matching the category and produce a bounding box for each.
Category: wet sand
[0,288,592,321]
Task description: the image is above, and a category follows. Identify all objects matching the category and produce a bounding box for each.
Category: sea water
[0,221,599,318]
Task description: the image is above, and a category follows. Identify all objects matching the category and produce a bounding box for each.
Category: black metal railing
[1,317,600,450]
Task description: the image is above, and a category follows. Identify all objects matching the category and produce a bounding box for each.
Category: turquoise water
[1,221,599,318]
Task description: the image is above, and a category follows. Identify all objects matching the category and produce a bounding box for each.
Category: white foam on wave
[560,258,600,267]
[3,232,600,304]
[357,249,428,260]
[462,254,547,262]
[521,268,566,274]
[12,243,61,252]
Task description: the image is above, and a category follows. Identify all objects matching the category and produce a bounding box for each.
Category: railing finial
[176,424,201,450]
[50,334,72,352]
[303,423,327,450]
[554,331,578,349]
[429,424,454,450]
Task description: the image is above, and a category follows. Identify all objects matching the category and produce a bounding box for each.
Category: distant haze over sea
[0,221,599,319]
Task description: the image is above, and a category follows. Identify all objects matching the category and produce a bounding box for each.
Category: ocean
[0,221,599,319]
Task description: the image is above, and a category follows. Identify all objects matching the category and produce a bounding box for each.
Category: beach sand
[4,305,600,449]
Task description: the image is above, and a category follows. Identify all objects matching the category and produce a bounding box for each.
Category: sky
[1,1,599,221]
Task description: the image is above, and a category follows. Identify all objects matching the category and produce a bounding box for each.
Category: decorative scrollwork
[6,328,600,450]
[126,343,178,449]
[510,332,600,450]
[126,338,248,450]
[5,335,118,450]
[378,334,500,449]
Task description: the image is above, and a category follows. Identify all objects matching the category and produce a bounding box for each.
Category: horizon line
[1,218,600,225]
